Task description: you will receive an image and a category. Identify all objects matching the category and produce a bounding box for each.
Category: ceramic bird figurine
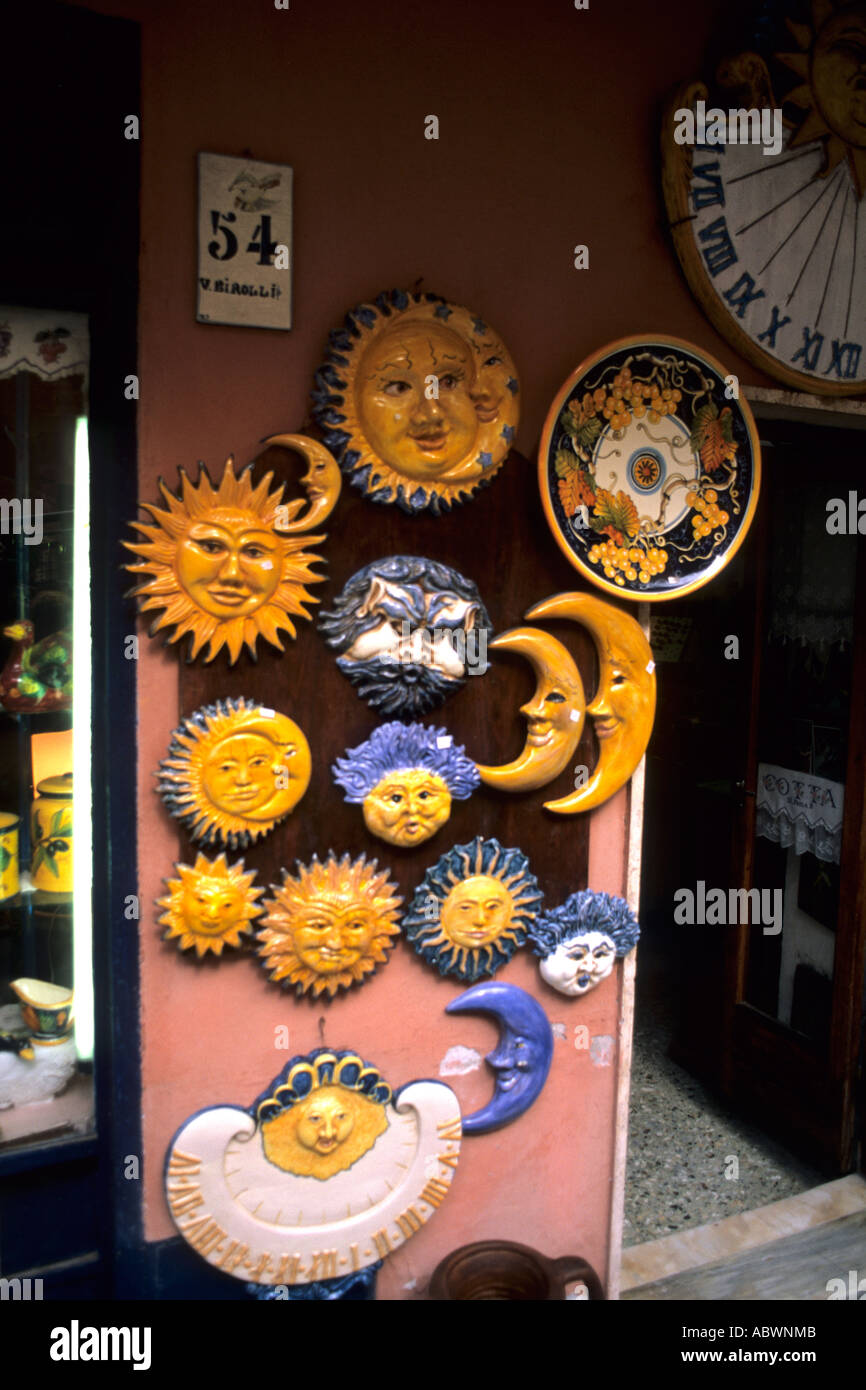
[0,980,76,1109]
[0,620,73,712]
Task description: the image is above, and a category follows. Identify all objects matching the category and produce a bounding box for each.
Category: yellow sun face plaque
[261,1083,390,1180]
[158,698,312,850]
[158,852,264,956]
[311,289,520,514]
[256,853,402,998]
[124,447,340,662]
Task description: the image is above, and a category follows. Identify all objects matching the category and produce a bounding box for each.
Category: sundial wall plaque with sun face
[165,1049,462,1289]
[661,0,866,395]
[124,446,340,662]
[311,289,520,515]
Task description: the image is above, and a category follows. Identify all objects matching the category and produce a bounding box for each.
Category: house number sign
[196,152,293,330]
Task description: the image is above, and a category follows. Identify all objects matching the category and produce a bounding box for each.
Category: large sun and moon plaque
[311,289,519,515]
[124,444,340,663]
[165,1049,462,1289]
[661,1,866,395]
[539,337,761,602]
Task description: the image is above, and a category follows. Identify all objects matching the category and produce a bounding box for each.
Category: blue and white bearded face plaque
[165,1049,462,1288]
[528,890,640,996]
[332,722,480,848]
[403,837,542,982]
[318,555,492,718]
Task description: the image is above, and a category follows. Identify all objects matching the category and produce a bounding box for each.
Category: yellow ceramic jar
[0,812,19,900]
[31,773,73,893]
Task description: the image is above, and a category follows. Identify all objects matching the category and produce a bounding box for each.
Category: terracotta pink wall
[81,0,766,1294]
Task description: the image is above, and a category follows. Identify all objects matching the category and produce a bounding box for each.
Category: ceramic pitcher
[429,1239,604,1300]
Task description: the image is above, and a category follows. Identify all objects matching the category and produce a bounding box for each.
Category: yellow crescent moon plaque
[475,628,586,792]
[525,593,656,814]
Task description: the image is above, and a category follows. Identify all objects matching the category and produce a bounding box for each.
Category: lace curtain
[0,306,89,388]
[767,476,855,651]
[756,762,845,864]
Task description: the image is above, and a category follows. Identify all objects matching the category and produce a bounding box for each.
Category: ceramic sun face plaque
[310,289,519,515]
[319,555,493,717]
[158,698,311,849]
[256,853,402,998]
[332,722,480,849]
[538,336,760,601]
[165,1048,462,1288]
[124,446,339,662]
[524,593,656,815]
[529,890,640,997]
[158,852,264,957]
[403,836,542,982]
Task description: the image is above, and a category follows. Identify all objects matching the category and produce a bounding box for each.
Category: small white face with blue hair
[539,930,616,996]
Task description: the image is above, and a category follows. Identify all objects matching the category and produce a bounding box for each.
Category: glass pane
[0,307,94,1151]
[743,470,856,1050]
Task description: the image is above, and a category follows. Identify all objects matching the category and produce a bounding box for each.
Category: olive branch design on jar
[31,807,73,881]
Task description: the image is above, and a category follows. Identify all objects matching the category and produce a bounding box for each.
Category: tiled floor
[624,978,823,1247]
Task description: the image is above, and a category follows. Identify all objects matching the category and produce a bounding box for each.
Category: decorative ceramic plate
[538,335,761,602]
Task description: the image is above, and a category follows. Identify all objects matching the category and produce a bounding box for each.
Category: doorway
[627,411,866,1247]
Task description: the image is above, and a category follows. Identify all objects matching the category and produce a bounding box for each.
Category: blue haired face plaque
[528,890,640,996]
[319,555,492,717]
[333,722,480,848]
[166,1049,462,1289]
